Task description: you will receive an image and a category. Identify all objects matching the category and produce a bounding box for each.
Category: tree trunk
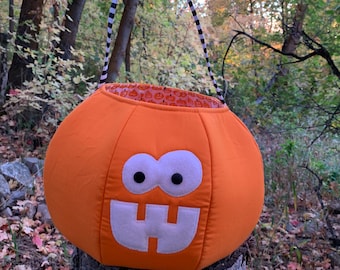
[279,3,307,76]
[125,33,132,82]
[263,3,307,92]
[281,3,307,54]
[71,243,248,270]
[9,0,15,34]
[58,0,87,60]
[106,0,138,82]
[0,33,9,105]
[7,0,44,88]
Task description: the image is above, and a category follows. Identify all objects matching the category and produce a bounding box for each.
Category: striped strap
[99,0,118,87]
[187,0,225,104]
[99,0,225,104]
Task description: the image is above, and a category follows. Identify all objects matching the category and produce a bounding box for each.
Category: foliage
[122,1,217,93]
[1,1,96,148]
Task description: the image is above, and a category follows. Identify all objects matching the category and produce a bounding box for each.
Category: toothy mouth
[110,200,200,254]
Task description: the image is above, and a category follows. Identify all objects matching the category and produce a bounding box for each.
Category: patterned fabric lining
[105,84,224,109]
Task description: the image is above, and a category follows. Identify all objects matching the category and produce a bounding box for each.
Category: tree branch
[231,30,340,80]
[302,31,340,79]
[233,30,310,60]
[221,32,243,100]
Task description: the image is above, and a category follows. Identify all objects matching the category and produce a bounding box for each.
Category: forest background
[0,0,339,269]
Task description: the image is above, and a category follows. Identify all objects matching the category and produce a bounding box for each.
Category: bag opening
[105,83,225,108]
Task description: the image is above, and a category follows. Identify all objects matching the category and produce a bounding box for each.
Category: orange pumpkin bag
[44,2,264,270]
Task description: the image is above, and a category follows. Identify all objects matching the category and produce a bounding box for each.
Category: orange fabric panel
[99,98,213,269]
[196,111,264,269]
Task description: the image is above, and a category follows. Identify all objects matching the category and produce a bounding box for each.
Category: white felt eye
[122,154,157,194]
[158,150,202,197]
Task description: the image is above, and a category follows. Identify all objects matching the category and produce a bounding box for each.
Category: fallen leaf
[8,120,16,127]
[2,264,12,270]
[10,223,20,232]
[287,261,302,270]
[303,212,316,220]
[32,233,43,249]
[290,219,300,227]
[0,145,6,153]
[0,115,8,121]
[40,260,50,268]
[22,252,32,260]
[0,245,9,260]
[22,226,33,235]
[47,252,58,259]
[0,231,9,241]
[8,179,18,189]
[9,89,20,95]
[13,265,32,270]
[0,216,7,227]
[22,217,37,235]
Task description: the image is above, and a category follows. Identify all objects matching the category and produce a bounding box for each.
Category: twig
[221,32,243,101]
[229,15,245,32]
[302,31,340,79]
[309,103,340,147]
[301,165,338,245]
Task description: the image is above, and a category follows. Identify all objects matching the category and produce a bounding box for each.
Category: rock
[0,161,34,187]
[5,189,27,208]
[0,197,6,211]
[328,201,340,215]
[25,201,37,219]
[206,249,247,270]
[11,189,26,201]
[227,255,246,270]
[36,203,52,224]
[329,251,340,267]
[0,174,10,196]
[1,206,13,217]
[22,157,44,177]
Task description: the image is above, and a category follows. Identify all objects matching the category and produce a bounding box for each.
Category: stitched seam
[98,101,138,262]
[195,111,214,270]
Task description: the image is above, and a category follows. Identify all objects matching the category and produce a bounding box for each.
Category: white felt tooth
[110,200,149,252]
[156,206,200,254]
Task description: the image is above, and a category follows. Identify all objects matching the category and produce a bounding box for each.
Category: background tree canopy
[0,0,339,269]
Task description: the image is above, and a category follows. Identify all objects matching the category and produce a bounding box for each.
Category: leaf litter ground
[0,129,339,270]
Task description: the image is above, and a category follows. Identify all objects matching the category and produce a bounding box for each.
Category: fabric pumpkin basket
[44,1,264,270]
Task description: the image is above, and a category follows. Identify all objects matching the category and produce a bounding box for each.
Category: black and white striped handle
[99,0,118,86]
[187,0,225,104]
[99,0,225,104]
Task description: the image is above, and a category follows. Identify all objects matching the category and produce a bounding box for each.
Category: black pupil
[134,171,145,183]
[171,173,183,185]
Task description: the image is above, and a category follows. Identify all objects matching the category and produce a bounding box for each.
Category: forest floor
[0,124,339,270]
